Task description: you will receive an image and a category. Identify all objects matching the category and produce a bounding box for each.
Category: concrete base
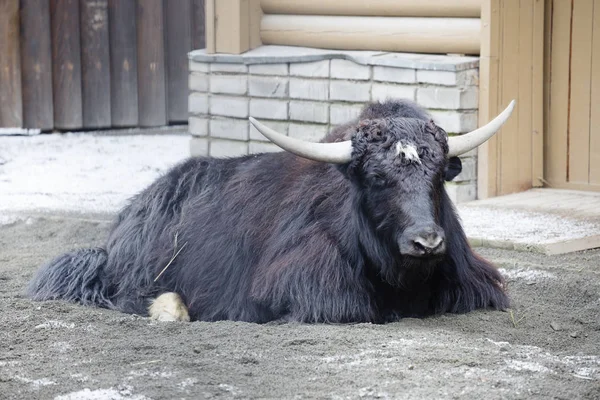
[459,189,600,255]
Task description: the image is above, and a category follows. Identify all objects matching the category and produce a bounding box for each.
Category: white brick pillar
[188,47,480,203]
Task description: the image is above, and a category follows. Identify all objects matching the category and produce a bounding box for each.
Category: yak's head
[249,99,515,261]
[346,114,452,259]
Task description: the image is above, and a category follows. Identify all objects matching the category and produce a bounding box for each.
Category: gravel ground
[0,214,599,400]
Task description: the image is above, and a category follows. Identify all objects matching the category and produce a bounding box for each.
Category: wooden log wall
[0,0,206,131]
[206,0,482,55]
[260,15,480,55]
[260,0,483,17]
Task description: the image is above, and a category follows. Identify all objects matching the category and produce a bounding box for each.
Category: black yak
[28,98,515,323]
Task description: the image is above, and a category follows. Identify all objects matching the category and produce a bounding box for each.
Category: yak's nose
[400,225,446,257]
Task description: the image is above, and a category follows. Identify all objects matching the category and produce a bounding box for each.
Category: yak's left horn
[447,100,516,157]
[249,117,353,164]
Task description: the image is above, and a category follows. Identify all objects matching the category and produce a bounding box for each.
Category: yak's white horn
[249,117,353,164]
[448,100,516,157]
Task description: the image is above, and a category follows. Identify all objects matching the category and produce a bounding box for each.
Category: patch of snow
[498,268,556,282]
[177,377,198,390]
[51,342,73,353]
[572,367,598,379]
[458,206,600,245]
[34,320,75,330]
[219,384,242,396]
[54,387,150,400]
[503,359,552,373]
[0,214,26,226]
[0,127,40,136]
[128,369,174,378]
[14,375,56,387]
[485,338,511,348]
[70,373,90,383]
[0,133,189,215]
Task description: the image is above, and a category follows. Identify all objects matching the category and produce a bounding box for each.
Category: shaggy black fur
[28,99,510,323]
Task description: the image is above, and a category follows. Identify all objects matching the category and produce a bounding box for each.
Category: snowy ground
[0,133,189,217]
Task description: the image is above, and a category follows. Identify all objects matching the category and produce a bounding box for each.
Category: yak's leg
[148,293,190,322]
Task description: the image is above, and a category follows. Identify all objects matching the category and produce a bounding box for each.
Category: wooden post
[80,0,111,128]
[20,0,54,130]
[51,0,83,130]
[192,0,206,49]
[206,0,262,54]
[136,0,167,127]
[205,0,216,53]
[531,0,544,187]
[166,0,193,122]
[0,0,23,128]
[108,0,138,127]
[477,0,501,199]
[477,0,545,199]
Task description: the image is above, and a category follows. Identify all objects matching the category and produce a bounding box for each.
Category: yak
[27,98,515,324]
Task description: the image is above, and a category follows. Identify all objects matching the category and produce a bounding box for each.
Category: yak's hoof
[148,292,190,322]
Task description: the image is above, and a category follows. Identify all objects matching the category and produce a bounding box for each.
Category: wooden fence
[0,0,205,131]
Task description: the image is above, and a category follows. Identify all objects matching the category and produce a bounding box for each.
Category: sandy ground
[1,133,599,399]
[1,214,599,400]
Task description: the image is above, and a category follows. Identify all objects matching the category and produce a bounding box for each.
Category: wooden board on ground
[461,188,600,255]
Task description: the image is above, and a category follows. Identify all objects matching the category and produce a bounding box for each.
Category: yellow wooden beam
[261,0,483,18]
[205,0,216,53]
[477,0,501,199]
[261,15,481,55]
[206,0,262,54]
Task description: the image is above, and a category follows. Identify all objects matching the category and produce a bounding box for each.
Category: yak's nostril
[399,225,446,257]
[413,233,443,252]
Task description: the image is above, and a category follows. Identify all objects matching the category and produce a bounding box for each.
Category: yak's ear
[357,118,387,142]
[444,157,462,181]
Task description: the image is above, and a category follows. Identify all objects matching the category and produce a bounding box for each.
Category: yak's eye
[370,172,388,187]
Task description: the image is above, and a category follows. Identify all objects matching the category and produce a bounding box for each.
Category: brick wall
[188,48,480,203]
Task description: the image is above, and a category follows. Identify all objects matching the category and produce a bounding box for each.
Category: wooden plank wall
[136,0,167,127]
[80,0,111,128]
[108,0,138,127]
[0,0,23,128]
[0,0,206,131]
[51,0,83,130]
[545,0,600,191]
[20,0,54,130]
[478,0,545,199]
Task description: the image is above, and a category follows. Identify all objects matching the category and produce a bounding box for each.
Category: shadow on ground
[0,215,599,399]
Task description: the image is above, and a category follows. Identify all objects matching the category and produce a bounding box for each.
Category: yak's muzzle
[399,224,446,258]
